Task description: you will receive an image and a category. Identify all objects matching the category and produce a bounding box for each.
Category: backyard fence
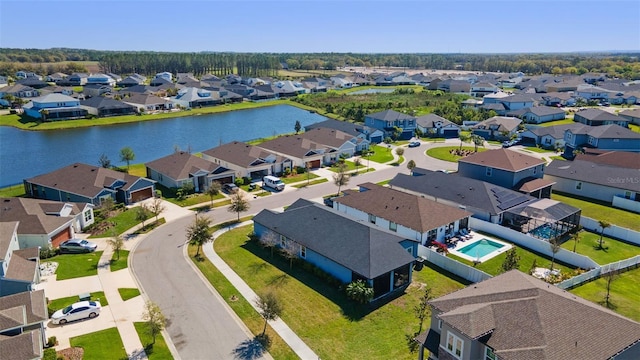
[557,255,640,290]
[580,217,640,245]
[418,245,492,283]
[469,218,599,270]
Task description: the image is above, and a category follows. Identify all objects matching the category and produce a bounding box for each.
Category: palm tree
[598,220,610,249]
[470,134,484,152]
[458,133,470,151]
[549,237,561,270]
[571,231,580,253]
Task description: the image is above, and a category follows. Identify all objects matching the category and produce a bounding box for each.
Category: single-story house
[145,151,235,192]
[202,141,291,179]
[255,132,341,169]
[80,97,137,117]
[16,78,48,89]
[332,182,472,245]
[0,221,41,296]
[22,93,87,121]
[0,289,47,360]
[540,91,577,107]
[563,124,640,157]
[415,114,460,138]
[254,199,417,301]
[24,163,155,205]
[122,93,173,112]
[575,83,615,101]
[0,84,40,99]
[619,108,640,125]
[507,106,566,124]
[86,73,116,86]
[573,108,629,127]
[305,119,384,145]
[118,75,146,87]
[470,82,498,98]
[298,127,369,157]
[82,84,112,97]
[471,116,522,140]
[154,72,173,82]
[64,73,88,86]
[171,87,222,108]
[415,270,640,360]
[0,197,95,249]
[519,123,584,149]
[364,109,416,140]
[497,93,536,111]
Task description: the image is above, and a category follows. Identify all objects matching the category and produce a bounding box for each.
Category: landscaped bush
[46,336,57,348]
[42,348,57,360]
[234,178,244,187]
[242,177,251,185]
[345,279,374,304]
[40,246,59,259]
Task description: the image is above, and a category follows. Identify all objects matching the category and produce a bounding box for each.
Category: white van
[263,175,285,191]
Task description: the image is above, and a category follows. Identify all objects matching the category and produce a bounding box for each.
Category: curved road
[130,140,463,359]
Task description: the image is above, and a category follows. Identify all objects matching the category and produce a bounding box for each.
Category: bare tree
[260,230,280,258]
[228,192,250,221]
[280,238,300,269]
[207,181,222,207]
[142,301,166,345]
[98,153,111,168]
[333,162,350,196]
[100,197,115,217]
[107,231,124,260]
[353,157,362,174]
[603,270,619,308]
[255,292,283,337]
[149,197,165,223]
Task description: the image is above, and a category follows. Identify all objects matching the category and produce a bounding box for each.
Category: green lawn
[629,124,640,133]
[549,155,566,161]
[551,192,640,231]
[89,208,147,238]
[538,118,575,127]
[118,288,141,301]
[280,172,319,184]
[212,225,468,360]
[70,327,127,360]
[328,161,359,172]
[523,146,553,153]
[110,250,130,271]
[292,178,329,188]
[134,322,173,359]
[126,163,147,177]
[560,231,640,265]
[376,179,392,186]
[426,146,487,162]
[48,292,108,315]
[366,145,395,164]
[570,267,640,322]
[0,184,26,197]
[448,242,575,276]
[44,251,103,280]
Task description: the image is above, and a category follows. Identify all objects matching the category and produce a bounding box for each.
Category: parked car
[59,239,97,253]
[51,301,101,324]
[222,183,239,193]
[408,141,421,148]
[502,138,522,148]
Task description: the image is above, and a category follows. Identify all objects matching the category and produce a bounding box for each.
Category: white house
[22,93,87,120]
[154,72,173,82]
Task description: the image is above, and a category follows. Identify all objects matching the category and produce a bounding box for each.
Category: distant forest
[1,48,639,79]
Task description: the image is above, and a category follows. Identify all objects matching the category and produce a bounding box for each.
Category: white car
[51,301,101,324]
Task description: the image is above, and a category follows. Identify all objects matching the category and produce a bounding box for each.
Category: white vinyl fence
[557,255,640,290]
[469,218,600,270]
[580,217,640,245]
[418,245,492,283]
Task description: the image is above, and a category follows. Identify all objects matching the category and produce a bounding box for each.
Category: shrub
[43,348,57,360]
[296,166,306,174]
[46,336,57,348]
[234,178,244,187]
[39,246,58,259]
[346,280,374,304]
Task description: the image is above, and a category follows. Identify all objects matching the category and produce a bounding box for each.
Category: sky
[1,0,639,53]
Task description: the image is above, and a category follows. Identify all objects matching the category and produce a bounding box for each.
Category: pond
[0,105,326,187]
[348,88,396,95]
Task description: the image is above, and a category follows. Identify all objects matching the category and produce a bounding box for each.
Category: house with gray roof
[540,91,576,107]
[0,84,40,100]
[562,124,640,157]
[202,141,291,179]
[122,93,173,112]
[80,96,137,117]
[16,78,48,89]
[0,197,95,249]
[471,116,522,140]
[145,151,235,192]
[304,119,384,144]
[519,123,584,149]
[415,270,640,360]
[0,289,47,360]
[507,106,566,124]
[364,109,416,140]
[24,163,155,206]
[497,93,537,111]
[332,183,472,245]
[618,108,640,125]
[573,108,629,127]
[415,114,460,138]
[171,87,221,108]
[0,222,40,296]
[253,199,416,300]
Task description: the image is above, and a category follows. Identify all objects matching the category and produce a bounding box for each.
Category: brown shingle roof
[5,252,37,282]
[334,183,471,233]
[0,221,19,259]
[473,116,522,132]
[202,141,284,168]
[517,178,556,193]
[576,150,640,169]
[0,198,82,236]
[145,151,220,181]
[258,135,327,159]
[0,329,42,360]
[298,127,361,148]
[430,270,640,360]
[0,290,46,329]
[459,149,544,172]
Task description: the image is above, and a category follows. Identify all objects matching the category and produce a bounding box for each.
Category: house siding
[17,234,50,249]
[0,278,33,297]
[546,175,637,203]
[458,162,543,189]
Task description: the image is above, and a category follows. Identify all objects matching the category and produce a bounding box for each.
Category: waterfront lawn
[118,288,141,301]
[70,328,127,360]
[134,322,173,359]
[0,184,26,197]
[570,267,640,322]
[426,146,487,162]
[213,225,468,360]
[551,192,640,231]
[44,251,103,280]
[126,163,147,177]
[560,232,640,265]
[110,250,130,271]
[48,291,108,315]
[366,145,395,164]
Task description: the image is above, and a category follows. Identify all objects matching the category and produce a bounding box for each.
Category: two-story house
[415,114,460,138]
[22,93,87,121]
[563,124,640,157]
[364,109,416,140]
[0,222,41,296]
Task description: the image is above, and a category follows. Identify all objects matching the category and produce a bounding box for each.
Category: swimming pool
[529,224,561,240]
[457,239,505,259]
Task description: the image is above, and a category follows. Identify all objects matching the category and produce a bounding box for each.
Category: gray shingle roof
[458,149,544,172]
[0,329,42,360]
[574,108,626,122]
[80,97,136,111]
[253,199,415,279]
[0,289,47,329]
[145,151,230,181]
[202,141,283,168]
[0,198,83,236]
[366,109,415,121]
[257,134,327,159]
[415,114,456,128]
[473,116,521,132]
[546,159,640,192]
[305,119,370,138]
[529,123,584,138]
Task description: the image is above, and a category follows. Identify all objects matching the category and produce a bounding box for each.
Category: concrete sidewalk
[202,222,319,360]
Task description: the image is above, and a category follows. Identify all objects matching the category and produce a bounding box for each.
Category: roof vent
[3,199,10,202]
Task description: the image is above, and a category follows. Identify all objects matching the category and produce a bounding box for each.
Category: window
[84,210,92,222]
[575,181,582,190]
[446,332,464,359]
[625,191,632,199]
[427,229,437,242]
[368,213,376,224]
[300,246,306,259]
[389,221,397,232]
[280,235,286,247]
[485,167,493,177]
[438,319,442,330]
[485,346,496,360]
[533,166,537,175]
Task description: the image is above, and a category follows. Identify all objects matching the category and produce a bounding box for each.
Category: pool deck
[448,231,513,263]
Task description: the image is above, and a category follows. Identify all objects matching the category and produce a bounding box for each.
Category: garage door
[309,160,321,168]
[214,176,233,184]
[443,129,459,138]
[131,187,153,203]
[51,227,72,248]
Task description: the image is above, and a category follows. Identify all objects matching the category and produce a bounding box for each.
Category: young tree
[206,181,222,207]
[414,285,432,333]
[255,292,283,337]
[98,153,111,168]
[294,120,301,134]
[186,214,213,257]
[142,300,166,345]
[119,146,135,171]
[571,231,581,253]
[149,197,165,223]
[345,280,374,304]
[395,147,405,157]
[107,231,124,260]
[228,192,250,221]
[549,237,561,270]
[353,157,362,174]
[501,246,520,273]
[101,197,115,218]
[603,270,619,308]
[135,204,149,230]
[333,162,350,196]
[280,238,300,269]
[458,133,470,150]
[260,229,280,258]
[305,162,312,185]
[598,220,610,249]
[407,159,416,174]
[470,134,484,152]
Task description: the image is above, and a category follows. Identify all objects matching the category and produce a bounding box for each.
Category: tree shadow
[248,261,269,273]
[231,336,267,360]
[593,245,609,252]
[267,273,289,287]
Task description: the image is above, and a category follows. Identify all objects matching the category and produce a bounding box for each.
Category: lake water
[348,88,395,95]
[0,105,326,187]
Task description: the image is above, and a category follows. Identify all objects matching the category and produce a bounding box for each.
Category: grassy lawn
[538,118,575,127]
[187,244,298,360]
[213,225,468,360]
[70,327,127,360]
[366,145,395,164]
[0,184,26,197]
[44,251,103,280]
[280,172,319,184]
[292,178,328,188]
[426,146,487,162]
[523,146,553,153]
[118,288,141,301]
[110,250,130,271]
[376,179,391,186]
[126,163,147,177]
[570,267,640,322]
[48,292,108,315]
[549,155,566,161]
[89,208,146,238]
[327,161,359,172]
[551,192,640,231]
[134,322,173,359]
[629,124,640,133]
[560,231,640,265]
[448,241,575,276]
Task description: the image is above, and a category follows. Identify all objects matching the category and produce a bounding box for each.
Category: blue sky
[1,0,639,53]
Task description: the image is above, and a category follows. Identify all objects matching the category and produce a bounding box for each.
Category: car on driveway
[408,141,421,148]
[51,301,101,324]
[59,239,98,253]
[222,183,239,193]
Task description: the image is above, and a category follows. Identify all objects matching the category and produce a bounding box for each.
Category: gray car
[59,239,98,253]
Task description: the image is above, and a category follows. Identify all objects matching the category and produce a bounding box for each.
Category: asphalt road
[129,140,469,359]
